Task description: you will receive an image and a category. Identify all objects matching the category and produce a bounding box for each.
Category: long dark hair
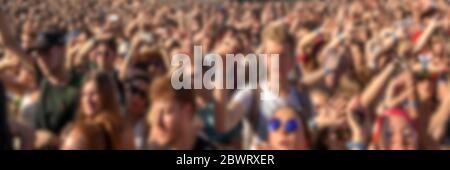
[76,72,123,149]
[0,82,12,150]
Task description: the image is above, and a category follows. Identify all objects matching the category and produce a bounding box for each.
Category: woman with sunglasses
[256,106,311,150]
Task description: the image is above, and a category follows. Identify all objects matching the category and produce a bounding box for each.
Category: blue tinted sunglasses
[268,118,299,133]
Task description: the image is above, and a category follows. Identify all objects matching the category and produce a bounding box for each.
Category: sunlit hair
[149,75,196,113]
[63,120,112,150]
[261,22,295,52]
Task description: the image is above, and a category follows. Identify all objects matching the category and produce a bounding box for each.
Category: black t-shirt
[34,67,81,134]
[192,135,218,150]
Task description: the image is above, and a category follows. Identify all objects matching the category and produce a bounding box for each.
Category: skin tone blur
[378,115,418,150]
[0,0,448,150]
[147,99,196,150]
[81,80,101,118]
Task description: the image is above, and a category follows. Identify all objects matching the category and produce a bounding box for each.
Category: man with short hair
[0,13,80,148]
[146,76,217,150]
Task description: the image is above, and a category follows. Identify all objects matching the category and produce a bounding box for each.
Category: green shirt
[34,67,81,134]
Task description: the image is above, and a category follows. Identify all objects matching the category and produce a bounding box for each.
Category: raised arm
[0,69,33,95]
[300,48,342,87]
[118,35,147,81]
[428,82,450,145]
[73,39,96,69]
[0,60,29,94]
[212,38,251,134]
[0,12,34,72]
[297,28,323,51]
[413,18,439,53]
[360,61,397,109]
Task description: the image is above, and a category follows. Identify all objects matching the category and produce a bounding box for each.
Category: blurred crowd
[0,0,450,150]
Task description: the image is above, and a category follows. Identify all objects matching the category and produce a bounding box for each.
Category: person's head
[93,38,117,71]
[79,71,120,119]
[147,76,196,147]
[21,19,38,49]
[125,70,150,119]
[260,23,295,84]
[267,106,310,150]
[61,121,112,150]
[133,46,167,77]
[372,108,418,150]
[21,32,35,51]
[32,32,66,73]
[211,26,242,54]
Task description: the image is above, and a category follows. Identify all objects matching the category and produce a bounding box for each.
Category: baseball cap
[29,31,66,51]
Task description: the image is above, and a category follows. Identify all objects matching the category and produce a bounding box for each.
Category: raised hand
[315,97,347,129]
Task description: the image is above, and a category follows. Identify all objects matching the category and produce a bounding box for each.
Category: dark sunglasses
[268,118,299,133]
[127,85,147,99]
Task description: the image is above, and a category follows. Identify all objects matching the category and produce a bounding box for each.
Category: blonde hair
[261,22,295,49]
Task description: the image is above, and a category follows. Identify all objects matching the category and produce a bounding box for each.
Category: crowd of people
[0,0,449,150]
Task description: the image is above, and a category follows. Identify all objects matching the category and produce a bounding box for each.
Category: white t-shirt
[133,119,146,150]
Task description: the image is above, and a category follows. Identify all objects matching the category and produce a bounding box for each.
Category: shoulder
[231,88,255,105]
